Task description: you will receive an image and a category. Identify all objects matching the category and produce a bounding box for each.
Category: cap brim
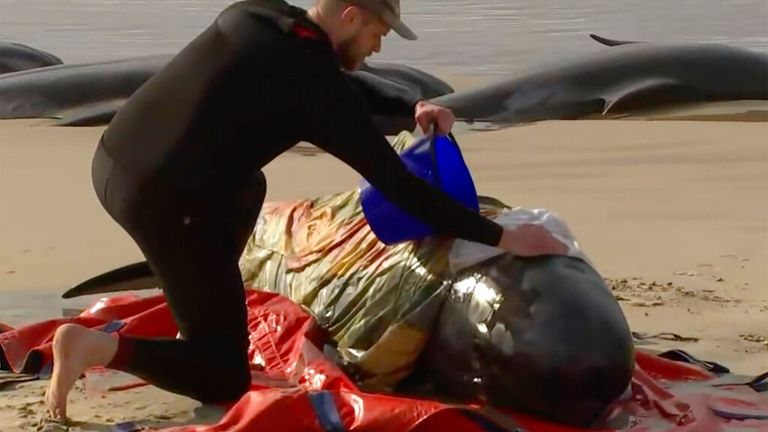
[380,11,417,40]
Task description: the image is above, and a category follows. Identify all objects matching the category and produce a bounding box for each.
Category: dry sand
[1,110,766,430]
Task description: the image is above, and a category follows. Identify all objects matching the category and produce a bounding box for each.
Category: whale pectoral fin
[62,261,158,299]
[54,99,125,126]
[589,34,642,47]
[601,78,682,115]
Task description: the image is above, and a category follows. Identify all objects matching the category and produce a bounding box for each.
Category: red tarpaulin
[1,290,766,431]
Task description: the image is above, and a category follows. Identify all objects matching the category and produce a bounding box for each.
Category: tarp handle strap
[745,371,768,393]
[658,349,730,374]
[308,391,347,432]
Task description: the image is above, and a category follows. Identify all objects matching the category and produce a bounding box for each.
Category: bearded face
[336,32,370,71]
[334,10,388,71]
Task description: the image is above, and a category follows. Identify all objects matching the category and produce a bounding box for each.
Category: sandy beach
[1,104,767,429]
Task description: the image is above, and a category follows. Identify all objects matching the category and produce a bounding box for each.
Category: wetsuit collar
[288,6,331,44]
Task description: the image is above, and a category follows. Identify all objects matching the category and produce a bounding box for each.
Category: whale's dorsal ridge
[589,34,641,47]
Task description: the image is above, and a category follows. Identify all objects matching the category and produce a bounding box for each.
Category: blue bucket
[360,133,480,245]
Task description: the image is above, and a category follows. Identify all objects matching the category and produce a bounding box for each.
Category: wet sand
[1,107,766,430]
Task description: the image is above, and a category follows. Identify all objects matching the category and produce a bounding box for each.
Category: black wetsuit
[93,0,503,402]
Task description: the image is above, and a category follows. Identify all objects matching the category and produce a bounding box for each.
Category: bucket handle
[427,123,459,188]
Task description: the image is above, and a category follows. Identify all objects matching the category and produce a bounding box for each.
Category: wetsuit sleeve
[343,71,421,116]
[304,68,503,246]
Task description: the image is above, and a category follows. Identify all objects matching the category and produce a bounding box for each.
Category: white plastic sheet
[448,207,593,274]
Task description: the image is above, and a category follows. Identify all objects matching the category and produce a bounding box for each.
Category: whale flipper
[63,261,158,299]
[55,99,125,126]
[589,34,641,47]
[601,78,683,115]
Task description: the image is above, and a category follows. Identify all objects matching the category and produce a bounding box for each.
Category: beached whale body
[63,223,634,429]
[63,180,633,427]
[0,54,170,126]
[0,48,451,133]
[0,41,63,74]
[4,36,767,132]
[432,39,768,126]
[415,254,634,427]
[359,61,454,99]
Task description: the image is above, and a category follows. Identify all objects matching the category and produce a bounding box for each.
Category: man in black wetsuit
[44,0,567,419]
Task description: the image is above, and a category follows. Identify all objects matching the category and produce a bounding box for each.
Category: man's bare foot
[43,324,118,421]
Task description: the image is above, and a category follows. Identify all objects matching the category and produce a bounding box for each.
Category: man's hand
[415,101,455,135]
[497,224,569,257]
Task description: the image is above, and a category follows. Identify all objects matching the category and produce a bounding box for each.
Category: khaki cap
[353,0,417,40]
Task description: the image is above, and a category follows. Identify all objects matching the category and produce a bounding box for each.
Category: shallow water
[1,0,767,77]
